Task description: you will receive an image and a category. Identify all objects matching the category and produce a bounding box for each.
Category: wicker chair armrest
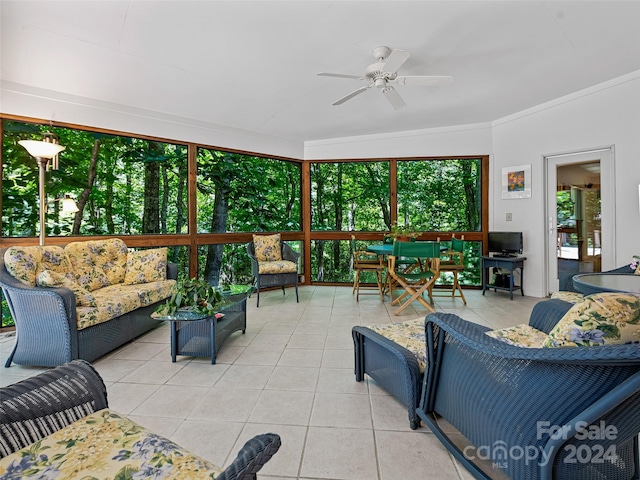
[281,243,300,263]
[217,433,281,480]
[426,312,640,365]
[166,262,178,280]
[0,359,108,458]
[352,325,423,377]
[528,298,573,334]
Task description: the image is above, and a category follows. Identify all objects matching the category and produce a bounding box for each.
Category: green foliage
[153,277,224,317]
[311,162,390,231]
[397,159,481,232]
[196,149,301,233]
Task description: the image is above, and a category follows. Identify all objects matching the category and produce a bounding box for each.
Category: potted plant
[389,223,421,242]
[153,277,224,317]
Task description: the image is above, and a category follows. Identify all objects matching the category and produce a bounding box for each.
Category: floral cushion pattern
[65,239,128,291]
[36,270,97,307]
[258,260,297,274]
[485,324,549,348]
[124,248,168,285]
[369,319,427,373]
[0,409,223,479]
[543,292,640,347]
[253,234,282,262]
[76,280,176,329]
[4,246,72,286]
[550,291,585,303]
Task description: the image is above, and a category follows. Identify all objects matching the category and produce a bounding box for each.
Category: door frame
[543,146,616,295]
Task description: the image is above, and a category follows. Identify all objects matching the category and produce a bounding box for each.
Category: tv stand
[481,255,526,300]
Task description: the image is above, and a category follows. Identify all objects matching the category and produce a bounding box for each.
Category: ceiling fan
[318,46,453,110]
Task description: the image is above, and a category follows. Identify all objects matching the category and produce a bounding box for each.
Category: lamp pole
[36,156,50,246]
[18,139,66,246]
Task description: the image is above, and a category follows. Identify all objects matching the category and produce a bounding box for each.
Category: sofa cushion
[124,247,168,285]
[369,319,427,373]
[4,245,71,286]
[253,233,282,262]
[76,280,176,330]
[36,270,97,307]
[65,239,128,291]
[485,324,549,348]
[258,260,297,275]
[544,292,640,347]
[0,408,224,479]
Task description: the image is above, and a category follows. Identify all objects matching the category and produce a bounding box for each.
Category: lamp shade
[61,196,79,214]
[18,140,65,159]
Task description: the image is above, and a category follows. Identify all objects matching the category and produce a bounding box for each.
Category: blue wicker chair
[247,239,300,307]
[0,360,281,479]
[417,306,640,480]
[352,297,574,431]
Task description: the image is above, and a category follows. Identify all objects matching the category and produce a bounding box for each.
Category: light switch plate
[506,213,513,221]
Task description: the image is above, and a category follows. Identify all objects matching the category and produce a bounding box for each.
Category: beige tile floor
[0,286,542,480]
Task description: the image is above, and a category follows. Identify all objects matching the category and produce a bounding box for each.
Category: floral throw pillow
[485,324,549,348]
[633,256,640,275]
[253,234,282,262]
[124,248,167,285]
[36,269,97,307]
[543,292,640,347]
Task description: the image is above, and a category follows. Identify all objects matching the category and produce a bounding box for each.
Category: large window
[311,161,390,231]
[2,121,188,237]
[1,116,489,328]
[197,148,301,233]
[397,158,481,231]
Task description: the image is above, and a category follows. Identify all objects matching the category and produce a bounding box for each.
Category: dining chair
[388,240,441,315]
[351,235,385,301]
[435,234,467,304]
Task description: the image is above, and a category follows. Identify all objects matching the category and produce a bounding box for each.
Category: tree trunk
[161,162,169,233]
[175,161,187,233]
[204,179,230,286]
[142,160,160,234]
[105,161,115,234]
[72,139,100,234]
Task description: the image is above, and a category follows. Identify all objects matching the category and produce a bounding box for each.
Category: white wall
[491,71,640,297]
[0,81,304,159]
[304,122,493,159]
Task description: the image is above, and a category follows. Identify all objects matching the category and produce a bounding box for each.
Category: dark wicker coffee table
[155,292,249,364]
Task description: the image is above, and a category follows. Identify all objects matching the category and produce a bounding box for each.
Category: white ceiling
[1,1,639,143]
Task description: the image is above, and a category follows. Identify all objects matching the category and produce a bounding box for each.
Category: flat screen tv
[488,231,523,256]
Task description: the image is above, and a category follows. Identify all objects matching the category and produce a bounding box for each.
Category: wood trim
[301,161,311,285]
[187,144,198,277]
[0,113,304,164]
[0,115,491,287]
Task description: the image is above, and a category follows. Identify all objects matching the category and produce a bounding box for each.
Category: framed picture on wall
[502,164,531,199]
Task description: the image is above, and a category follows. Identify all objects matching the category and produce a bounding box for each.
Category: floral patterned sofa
[0,360,281,479]
[0,239,177,367]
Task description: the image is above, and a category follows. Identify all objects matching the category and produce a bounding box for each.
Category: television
[488,231,523,256]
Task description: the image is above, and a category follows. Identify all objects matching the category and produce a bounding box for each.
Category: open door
[545,148,615,294]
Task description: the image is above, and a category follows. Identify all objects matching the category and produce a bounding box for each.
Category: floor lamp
[18,139,71,246]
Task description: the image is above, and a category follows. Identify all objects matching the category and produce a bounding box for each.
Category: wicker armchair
[247,239,300,307]
[417,309,640,480]
[0,360,281,480]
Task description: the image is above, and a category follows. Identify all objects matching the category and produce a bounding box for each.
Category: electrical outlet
[506,213,513,221]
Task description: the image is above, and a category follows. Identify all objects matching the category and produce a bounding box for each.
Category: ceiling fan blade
[318,72,363,80]
[381,49,410,73]
[333,85,370,106]
[383,86,406,110]
[394,75,454,87]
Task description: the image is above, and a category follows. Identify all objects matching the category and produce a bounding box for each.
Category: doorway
[544,147,616,294]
